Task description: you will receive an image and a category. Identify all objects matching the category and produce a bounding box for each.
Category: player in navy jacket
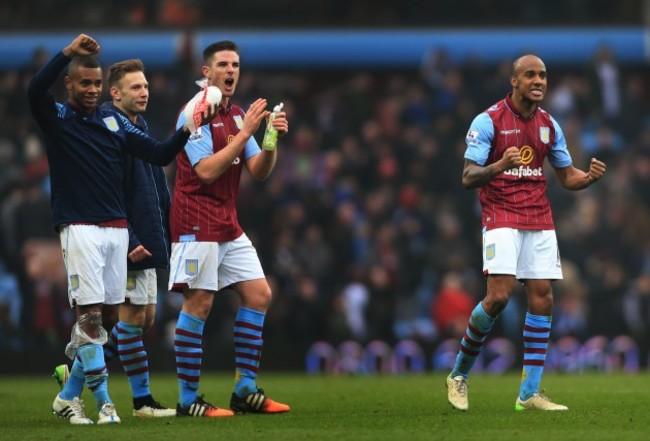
[58,57,175,419]
[102,98,172,273]
[27,34,216,425]
[99,59,174,417]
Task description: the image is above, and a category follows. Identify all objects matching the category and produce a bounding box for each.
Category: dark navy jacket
[102,103,171,270]
[27,51,189,230]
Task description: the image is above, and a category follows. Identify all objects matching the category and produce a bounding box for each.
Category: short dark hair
[107,59,145,87]
[67,56,101,75]
[203,40,239,63]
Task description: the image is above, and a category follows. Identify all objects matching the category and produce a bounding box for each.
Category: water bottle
[262,102,284,151]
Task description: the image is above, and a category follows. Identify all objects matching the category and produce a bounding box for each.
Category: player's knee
[142,314,155,333]
[183,290,214,319]
[78,311,104,338]
[129,307,147,328]
[483,292,510,315]
[527,282,554,312]
[197,296,214,318]
[102,305,119,329]
[68,311,108,357]
[531,289,554,311]
[537,285,553,301]
[246,285,272,310]
[259,285,272,306]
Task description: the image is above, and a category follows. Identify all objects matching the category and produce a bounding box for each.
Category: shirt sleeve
[27,51,70,129]
[176,110,214,167]
[548,116,573,168]
[463,113,494,166]
[121,113,189,166]
[243,136,262,160]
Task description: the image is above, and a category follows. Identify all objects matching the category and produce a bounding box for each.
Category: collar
[218,100,233,115]
[504,92,538,119]
[101,102,146,129]
[67,100,97,116]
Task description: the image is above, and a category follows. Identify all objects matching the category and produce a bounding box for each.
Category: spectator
[431,271,475,339]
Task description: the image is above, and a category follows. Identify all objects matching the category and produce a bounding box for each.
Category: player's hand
[500,146,522,170]
[128,245,152,263]
[241,98,269,137]
[587,157,606,182]
[63,34,100,58]
[272,111,289,137]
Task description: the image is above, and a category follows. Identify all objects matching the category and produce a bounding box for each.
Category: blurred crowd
[1,40,650,368]
[0,0,643,29]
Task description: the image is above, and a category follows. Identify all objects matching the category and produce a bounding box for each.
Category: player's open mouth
[225,78,235,87]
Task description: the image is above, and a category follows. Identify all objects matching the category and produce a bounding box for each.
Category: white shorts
[126,268,157,305]
[168,233,265,293]
[60,224,128,307]
[482,227,563,280]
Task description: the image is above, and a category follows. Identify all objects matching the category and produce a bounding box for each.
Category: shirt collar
[67,100,97,116]
[504,92,538,119]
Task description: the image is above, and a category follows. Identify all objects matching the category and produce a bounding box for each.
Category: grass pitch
[0,371,646,441]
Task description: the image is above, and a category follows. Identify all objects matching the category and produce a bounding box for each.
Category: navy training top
[27,51,189,230]
[101,102,172,270]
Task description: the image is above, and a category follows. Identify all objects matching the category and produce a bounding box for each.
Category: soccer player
[168,40,290,417]
[27,34,216,425]
[103,59,177,417]
[53,59,176,417]
[446,54,606,411]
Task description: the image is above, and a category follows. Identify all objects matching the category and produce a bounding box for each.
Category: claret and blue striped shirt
[464,93,573,231]
[170,102,261,243]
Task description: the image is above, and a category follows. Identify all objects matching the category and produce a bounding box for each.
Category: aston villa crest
[540,127,550,144]
[69,274,79,291]
[486,244,496,260]
[127,276,136,291]
[103,116,119,132]
[185,259,199,276]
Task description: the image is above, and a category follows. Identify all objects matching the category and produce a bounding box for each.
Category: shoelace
[70,398,87,416]
[100,403,116,415]
[196,395,216,410]
[454,379,468,395]
[150,400,166,409]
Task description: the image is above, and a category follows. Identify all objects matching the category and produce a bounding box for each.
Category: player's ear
[64,75,72,91]
[109,86,120,100]
[510,76,518,89]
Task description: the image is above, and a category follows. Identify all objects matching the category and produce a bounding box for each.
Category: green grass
[0,372,647,441]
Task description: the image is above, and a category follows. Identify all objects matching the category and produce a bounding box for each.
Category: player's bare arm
[62,34,100,58]
[462,146,522,189]
[554,157,606,190]
[194,98,268,184]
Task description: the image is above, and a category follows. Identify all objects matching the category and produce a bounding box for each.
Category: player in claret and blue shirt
[168,40,290,417]
[27,34,215,425]
[446,54,607,412]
